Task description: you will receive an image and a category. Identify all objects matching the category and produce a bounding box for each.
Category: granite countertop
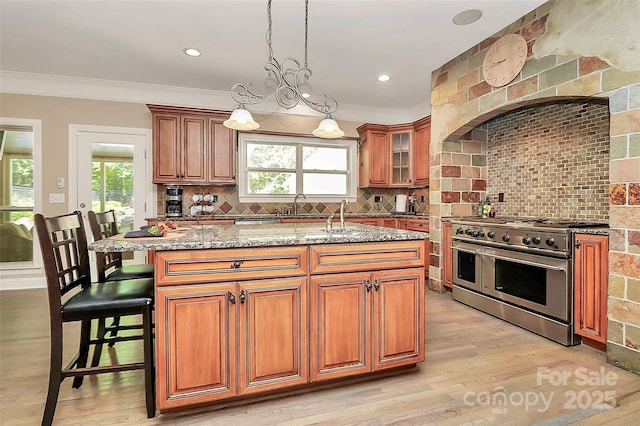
[149,212,430,222]
[89,222,429,252]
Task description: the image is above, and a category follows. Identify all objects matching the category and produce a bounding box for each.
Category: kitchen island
[90,222,428,413]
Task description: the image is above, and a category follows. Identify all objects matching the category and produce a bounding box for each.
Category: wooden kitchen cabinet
[237,277,308,395]
[149,105,236,184]
[155,283,237,408]
[380,218,397,228]
[443,221,453,288]
[310,268,424,381]
[372,268,424,370]
[207,119,236,184]
[574,233,608,344]
[155,247,308,409]
[358,124,390,187]
[310,272,371,381]
[346,217,380,226]
[390,128,412,186]
[405,218,429,232]
[412,116,430,187]
[357,116,430,188]
[309,241,425,381]
[156,277,307,409]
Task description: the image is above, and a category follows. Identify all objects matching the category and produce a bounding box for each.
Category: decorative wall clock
[482,34,527,87]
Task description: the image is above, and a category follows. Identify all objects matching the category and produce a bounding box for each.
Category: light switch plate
[49,193,65,203]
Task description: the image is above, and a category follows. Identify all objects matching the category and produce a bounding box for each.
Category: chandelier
[223,0,345,139]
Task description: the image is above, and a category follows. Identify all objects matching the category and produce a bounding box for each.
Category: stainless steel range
[451,217,607,346]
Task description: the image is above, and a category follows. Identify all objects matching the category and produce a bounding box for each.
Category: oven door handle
[480,252,566,271]
[452,247,479,255]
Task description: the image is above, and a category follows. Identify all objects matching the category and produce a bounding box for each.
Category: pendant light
[224,0,344,139]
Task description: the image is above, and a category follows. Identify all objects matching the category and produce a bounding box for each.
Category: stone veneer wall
[606,83,640,373]
[485,101,610,220]
[429,0,640,373]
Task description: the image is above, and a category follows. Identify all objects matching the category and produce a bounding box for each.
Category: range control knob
[502,234,510,242]
[465,229,473,235]
[478,231,485,238]
[472,231,479,237]
[532,236,541,244]
[523,237,531,245]
[487,231,495,238]
[546,237,555,247]
[456,228,464,235]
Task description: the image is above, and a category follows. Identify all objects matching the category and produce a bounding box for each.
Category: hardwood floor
[1,287,639,425]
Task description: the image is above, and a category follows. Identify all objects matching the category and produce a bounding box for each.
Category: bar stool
[87,210,155,360]
[35,211,155,425]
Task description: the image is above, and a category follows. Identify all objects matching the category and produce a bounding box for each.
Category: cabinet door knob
[373,279,380,291]
[575,241,581,248]
[365,280,372,292]
[230,260,244,269]
[239,290,246,304]
[228,291,236,304]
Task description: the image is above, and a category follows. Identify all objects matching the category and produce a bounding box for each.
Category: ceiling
[0,0,547,123]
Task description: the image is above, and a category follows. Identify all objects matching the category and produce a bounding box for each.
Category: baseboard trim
[0,276,46,291]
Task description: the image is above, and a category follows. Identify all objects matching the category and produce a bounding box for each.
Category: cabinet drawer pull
[239,290,246,304]
[228,291,236,304]
[365,280,372,292]
[230,260,244,269]
[373,279,380,291]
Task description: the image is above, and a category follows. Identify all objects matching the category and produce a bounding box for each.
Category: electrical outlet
[374,195,383,203]
[498,192,505,202]
[56,177,65,189]
[212,195,218,203]
[421,195,426,202]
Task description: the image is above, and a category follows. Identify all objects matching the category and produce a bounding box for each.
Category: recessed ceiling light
[452,9,482,25]
[378,74,390,82]
[183,48,201,57]
[301,93,311,98]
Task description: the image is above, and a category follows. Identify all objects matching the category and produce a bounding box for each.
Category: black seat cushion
[62,278,154,322]
[105,263,155,282]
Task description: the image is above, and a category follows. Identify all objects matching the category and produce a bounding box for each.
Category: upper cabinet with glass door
[357,117,430,188]
[390,129,411,186]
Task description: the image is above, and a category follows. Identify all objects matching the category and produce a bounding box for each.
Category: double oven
[451,218,605,346]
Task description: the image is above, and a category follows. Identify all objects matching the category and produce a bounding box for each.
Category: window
[92,154,135,233]
[238,133,357,203]
[0,119,42,271]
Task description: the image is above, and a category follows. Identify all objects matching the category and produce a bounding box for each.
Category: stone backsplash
[485,101,610,220]
[156,186,430,218]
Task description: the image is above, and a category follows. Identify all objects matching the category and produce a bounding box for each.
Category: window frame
[238,133,358,203]
[0,117,42,275]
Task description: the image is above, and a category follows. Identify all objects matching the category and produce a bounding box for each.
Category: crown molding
[0,71,423,125]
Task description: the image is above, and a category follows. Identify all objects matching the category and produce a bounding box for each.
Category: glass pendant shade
[223,106,260,130]
[312,116,345,139]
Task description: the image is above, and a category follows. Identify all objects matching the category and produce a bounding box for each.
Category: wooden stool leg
[91,318,107,367]
[72,319,91,388]
[108,316,122,347]
[142,305,156,418]
[42,323,63,426]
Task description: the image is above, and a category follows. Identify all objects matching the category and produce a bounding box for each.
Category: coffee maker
[165,185,183,217]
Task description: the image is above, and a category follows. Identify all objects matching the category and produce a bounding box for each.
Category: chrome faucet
[326,214,334,232]
[339,198,349,229]
[293,193,307,216]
